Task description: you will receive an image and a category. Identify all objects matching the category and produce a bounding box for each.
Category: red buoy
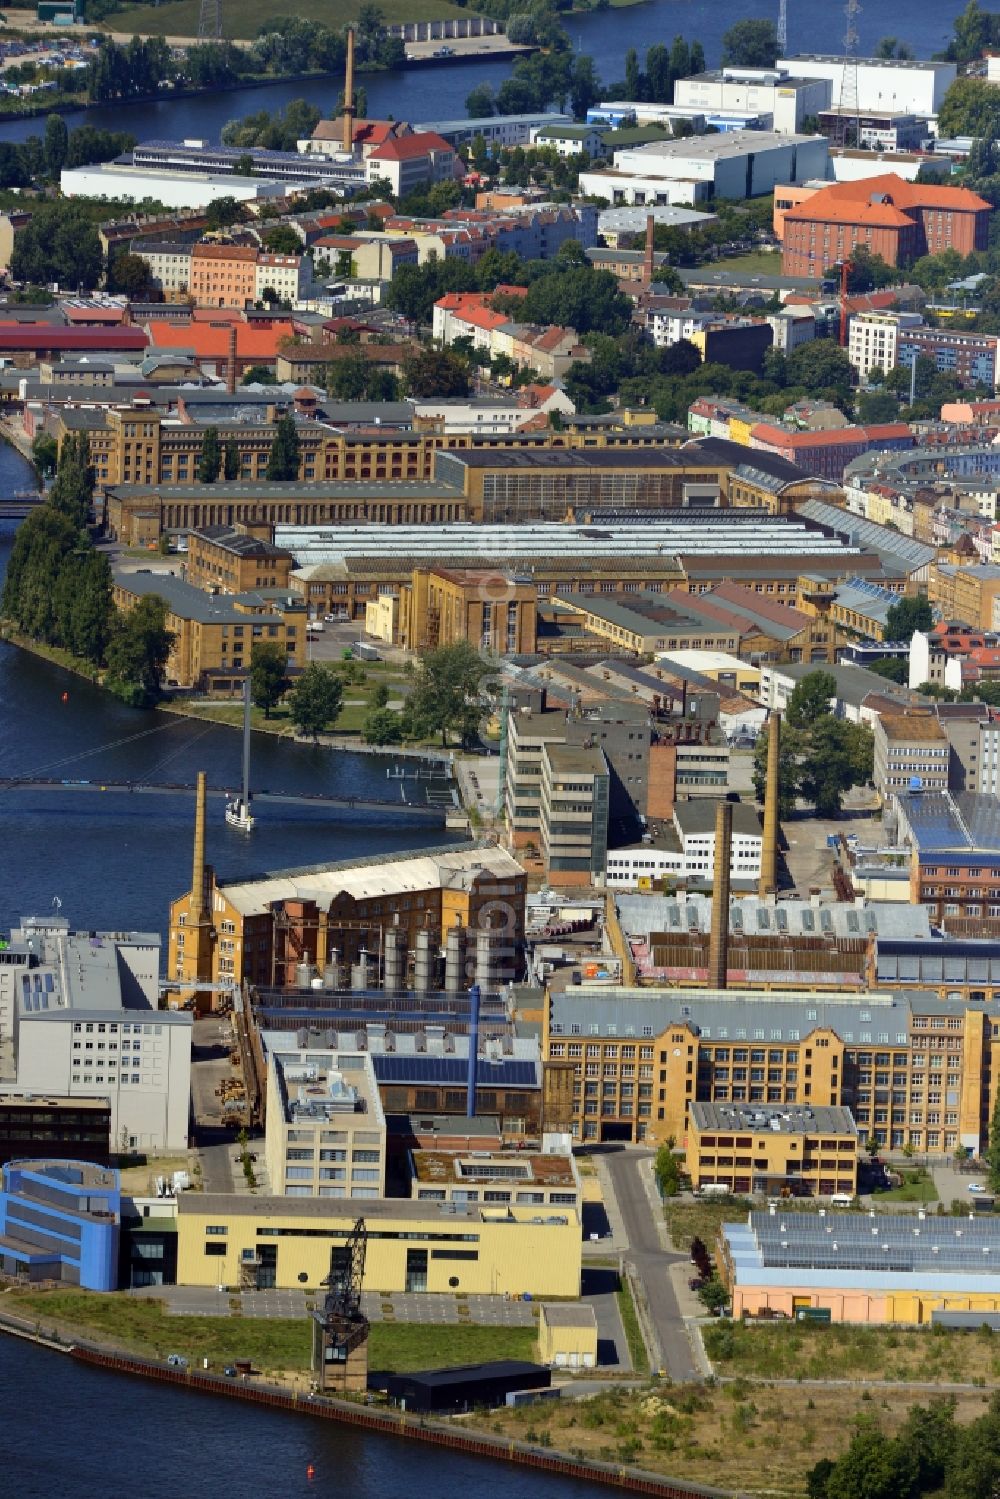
[306,1464,315,1481]
[61,692,69,703]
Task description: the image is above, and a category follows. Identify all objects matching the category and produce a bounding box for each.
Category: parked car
[968,1183,987,1194]
[166,1353,188,1368]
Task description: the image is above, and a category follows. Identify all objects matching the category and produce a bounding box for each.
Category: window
[204,1243,226,1256]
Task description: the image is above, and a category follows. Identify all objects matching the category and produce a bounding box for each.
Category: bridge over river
[0,777,451,821]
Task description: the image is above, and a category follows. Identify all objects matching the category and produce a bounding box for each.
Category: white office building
[673,68,832,134]
[0,915,191,1152]
[848,310,924,381]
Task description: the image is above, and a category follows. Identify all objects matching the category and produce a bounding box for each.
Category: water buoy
[306,1464,316,1480]
[61,692,69,702]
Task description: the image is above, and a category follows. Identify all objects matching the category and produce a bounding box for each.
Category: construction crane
[313,1217,370,1393]
[838,258,854,348]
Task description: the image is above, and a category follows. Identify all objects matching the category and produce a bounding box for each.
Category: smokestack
[413,927,432,994]
[226,324,237,395]
[759,710,781,899]
[343,27,356,153]
[708,799,732,991]
[466,982,481,1118]
[445,921,467,994]
[190,770,209,922]
[643,213,655,287]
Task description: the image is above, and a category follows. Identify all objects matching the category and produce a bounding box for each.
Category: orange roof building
[146,317,294,372]
[781,174,990,278]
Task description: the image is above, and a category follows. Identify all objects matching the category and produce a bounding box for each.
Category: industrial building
[776,54,956,117]
[60,163,297,209]
[672,68,831,134]
[537,1304,598,1369]
[408,1148,581,1211]
[688,1101,858,1198]
[265,1049,386,1200]
[721,1207,1000,1325]
[0,914,190,1153]
[175,1193,581,1297]
[578,130,830,207]
[0,1160,120,1292]
[895,790,1000,923]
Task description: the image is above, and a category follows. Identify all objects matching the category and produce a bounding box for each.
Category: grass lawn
[480,1380,990,1499]
[704,1319,1000,1386]
[368,1322,536,1373]
[106,0,468,40]
[5,1289,535,1378]
[169,662,410,739]
[878,1168,938,1204]
[699,249,783,277]
[616,1280,649,1376]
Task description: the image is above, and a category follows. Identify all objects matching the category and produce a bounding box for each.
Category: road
[602,1149,700,1383]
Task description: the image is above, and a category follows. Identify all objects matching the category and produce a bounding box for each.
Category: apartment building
[539,742,610,888]
[542,983,989,1155]
[264,1049,386,1200]
[848,311,922,380]
[929,563,1000,631]
[688,1101,858,1199]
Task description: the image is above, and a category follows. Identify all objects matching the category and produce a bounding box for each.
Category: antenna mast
[197,0,222,40]
[777,0,787,57]
[839,0,862,148]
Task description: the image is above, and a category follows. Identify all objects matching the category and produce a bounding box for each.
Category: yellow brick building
[400,567,538,654]
[176,1193,581,1297]
[186,526,294,595]
[688,1101,858,1198]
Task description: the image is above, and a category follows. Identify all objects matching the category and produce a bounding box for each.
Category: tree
[867,655,908,684]
[786,669,837,730]
[242,365,277,386]
[104,595,174,707]
[466,82,495,118]
[108,252,158,301]
[697,1276,729,1315]
[43,113,68,177]
[876,35,915,58]
[48,431,94,530]
[10,201,102,291]
[517,265,632,336]
[288,663,344,739]
[654,1143,682,1196]
[249,641,288,719]
[938,77,1000,140]
[786,340,855,398]
[31,432,57,479]
[404,641,494,747]
[404,347,471,398]
[721,18,778,67]
[197,426,222,485]
[262,224,301,255]
[204,196,245,231]
[885,595,934,643]
[857,388,899,424]
[753,718,803,819]
[817,1416,919,1499]
[570,54,600,120]
[363,706,403,745]
[223,439,241,480]
[266,413,300,481]
[799,716,873,817]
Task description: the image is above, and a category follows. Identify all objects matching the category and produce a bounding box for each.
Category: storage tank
[351,949,372,991]
[295,962,311,989]
[383,925,407,994]
[444,924,467,994]
[475,929,495,991]
[413,928,432,994]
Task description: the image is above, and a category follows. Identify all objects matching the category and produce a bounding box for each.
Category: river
[0,0,969,145]
[1,1339,604,1499]
[0,447,460,942]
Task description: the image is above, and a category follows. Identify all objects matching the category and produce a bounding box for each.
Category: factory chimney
[643,213,655,287]
[225,324,237,396]
[466,982,481,1118]
[190,770,210,924]
[343,27,356,153]
[708,799,732,991]
[759,710,781,900]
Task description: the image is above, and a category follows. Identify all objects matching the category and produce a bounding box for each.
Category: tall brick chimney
[343,27,356,154]
[226,325,237,395]
[759,711,781,899]
[708,799,732,991]
[643,213,655,287]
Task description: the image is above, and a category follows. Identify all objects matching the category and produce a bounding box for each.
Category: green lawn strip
[107,0,467,40]
[878,1169,938,1204]
[616,1279,649,1376]
[368,1322,536,1373]
[696,250,783,276]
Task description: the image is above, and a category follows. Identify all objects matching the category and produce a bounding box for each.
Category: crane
[313,1217,370,1392]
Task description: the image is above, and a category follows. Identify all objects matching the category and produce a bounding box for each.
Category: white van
[831,1193,855,1207]
[697,1183,730,1198]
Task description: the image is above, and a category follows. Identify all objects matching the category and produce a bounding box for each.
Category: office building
[539,742,610,888]
[176,1193,581,1296]
[872,709,950,800]
[185,526,295,596]
[929,562,1000,631]
[265,1049,386,1200]
[688,1101,858,1198]
[364,131,461,196]
[60,162,296,209]
[0,1096,111,1166]
[782,175,990,277]
[896,790,1000,922]
[0,914,190,1153]
[400,567,537,654]
[0,1160,120,1292]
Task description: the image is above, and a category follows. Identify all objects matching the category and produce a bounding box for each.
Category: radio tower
[777,0,787,57]
[198,0,222,40]
[839,0,861,147]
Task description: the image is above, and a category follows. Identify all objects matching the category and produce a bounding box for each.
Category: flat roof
[673,800,762,838]
[178,1193,573,1225]
[622,128,820,162]
[411,1151,576,1186]
[113,569,284,625]
[691,1101,856,1135]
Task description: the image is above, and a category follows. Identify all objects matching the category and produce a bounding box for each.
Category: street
[601,1149,700,1382]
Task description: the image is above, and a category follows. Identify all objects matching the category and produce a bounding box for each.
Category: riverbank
[0,1302,723,1499]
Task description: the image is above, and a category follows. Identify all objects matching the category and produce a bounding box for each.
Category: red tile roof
[147,320,293,361]
[0,327,147,350]
[369,131,454,161]
[784,173,990,227]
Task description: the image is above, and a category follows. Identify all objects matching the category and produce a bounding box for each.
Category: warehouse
[579,130,830,207]
[721,1206,1000,1324]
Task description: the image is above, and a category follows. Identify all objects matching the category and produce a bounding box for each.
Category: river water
[0,0,968,145]
[1,1339,603,1498]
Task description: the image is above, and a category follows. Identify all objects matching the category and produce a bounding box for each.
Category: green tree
[249,640,288,719]
[288,662,344,739]
[404,347,471,398]
[204,195,245,231]
[799,716,873,817]
[786,669,837,730]
[721,18,778,66]
[43,113,68,177]
[885,594,934,643]
[867,655,908,684]
[104,595,174,707]
[938,76,1000,139]
[107,252,158,301]
[31,432,57,479]
[48,432,93,530]
[262,224,301,255]
[697,1276,729,1315]
[363,706,403,745]
[818,1416,918,1499]
[654,1143,681,1196]
[786,340,855,399]
[223,439,241,480]
[858,388,899,424]
[241,365,277,386]
[10,200,102,291]
[752,719,802,819]
[404,640,494,747]
[197,426,222,484]
[62,549,113,666]
[266,412,301,480]
[326,348,370,401]
[466,82,495,118]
